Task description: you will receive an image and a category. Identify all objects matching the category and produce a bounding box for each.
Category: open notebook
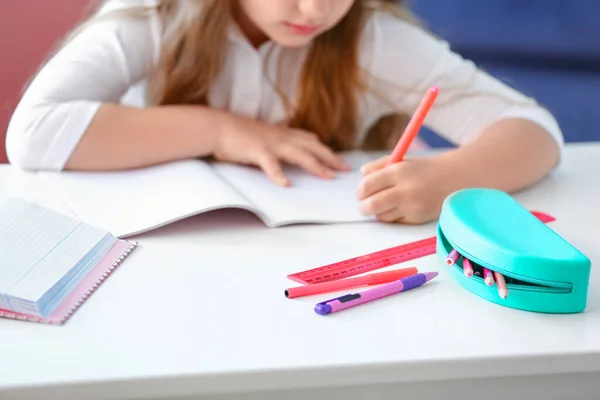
[37,151,381,238]
[0,196,136,325]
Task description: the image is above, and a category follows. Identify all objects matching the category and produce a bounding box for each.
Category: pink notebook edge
[0,239,138,325]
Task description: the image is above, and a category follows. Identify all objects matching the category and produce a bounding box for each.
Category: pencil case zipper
[441,234,573,294]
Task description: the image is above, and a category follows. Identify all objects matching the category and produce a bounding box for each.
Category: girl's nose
[298,0,329,20]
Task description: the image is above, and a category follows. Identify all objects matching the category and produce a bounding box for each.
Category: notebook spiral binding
[0,240,138,326]
[56,240,138,325]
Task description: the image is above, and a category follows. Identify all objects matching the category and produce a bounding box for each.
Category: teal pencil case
[436,188,591,313]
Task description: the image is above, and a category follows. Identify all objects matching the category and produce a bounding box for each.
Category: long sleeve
[361,11,564,151]
[6,1,160,170]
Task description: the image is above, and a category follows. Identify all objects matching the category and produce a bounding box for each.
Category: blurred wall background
[406,0,600,147]
[0,0,91,163]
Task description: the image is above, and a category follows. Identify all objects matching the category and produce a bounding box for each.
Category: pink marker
[463,258,474,277]
[445,249,460,266]
[483,268,495,286]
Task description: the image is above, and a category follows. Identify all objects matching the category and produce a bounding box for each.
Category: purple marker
[314,272,438,315]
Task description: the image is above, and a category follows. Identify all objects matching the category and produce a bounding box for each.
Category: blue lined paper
[0,197,116,316]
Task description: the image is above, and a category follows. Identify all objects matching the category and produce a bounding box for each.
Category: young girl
[6,0,562,225]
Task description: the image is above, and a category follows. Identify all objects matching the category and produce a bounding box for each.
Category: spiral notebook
[0,196,137,325]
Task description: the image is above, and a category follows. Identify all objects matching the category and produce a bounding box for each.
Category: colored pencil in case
[463,257,474,277]
[494,271,508,299]
[284,267,418,299]
[483,267,495,286]
[445,249,460,266]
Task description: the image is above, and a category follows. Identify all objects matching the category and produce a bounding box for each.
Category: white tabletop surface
[0,143,599,400]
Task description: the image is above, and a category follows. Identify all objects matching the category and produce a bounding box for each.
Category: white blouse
[6,0,564,170]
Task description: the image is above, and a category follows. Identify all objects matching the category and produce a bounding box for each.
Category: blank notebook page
[211,151,378,225]
[0,197,111,309]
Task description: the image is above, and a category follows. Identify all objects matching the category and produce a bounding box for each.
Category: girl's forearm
[65,103,230,170]
[436,118,561,194]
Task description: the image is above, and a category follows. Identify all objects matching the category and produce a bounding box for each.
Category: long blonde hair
[80,0,418,150]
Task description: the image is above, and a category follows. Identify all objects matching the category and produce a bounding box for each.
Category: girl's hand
[213,113,350,186]
[355,155,454,224]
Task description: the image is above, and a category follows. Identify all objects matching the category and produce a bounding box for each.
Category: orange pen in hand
[386,86,439,165]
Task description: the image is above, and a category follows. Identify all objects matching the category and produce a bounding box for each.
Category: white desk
[0,143,599,400]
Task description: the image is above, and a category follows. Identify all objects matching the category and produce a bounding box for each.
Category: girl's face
[236,0,356,47]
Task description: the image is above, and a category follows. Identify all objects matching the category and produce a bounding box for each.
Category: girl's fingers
[355,167,397,200]
[374,205,430,225]
[373,207,404,223]
[256,127,351,183]
[256,152,290,187]
[294,135,350,171]
[358,186,398,217]
[278,144,335,179]
[360,156,389,175]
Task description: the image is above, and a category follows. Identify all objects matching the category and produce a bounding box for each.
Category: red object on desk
[285,267,418,298]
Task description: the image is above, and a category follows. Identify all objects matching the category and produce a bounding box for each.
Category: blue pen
[314,272,438,315]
